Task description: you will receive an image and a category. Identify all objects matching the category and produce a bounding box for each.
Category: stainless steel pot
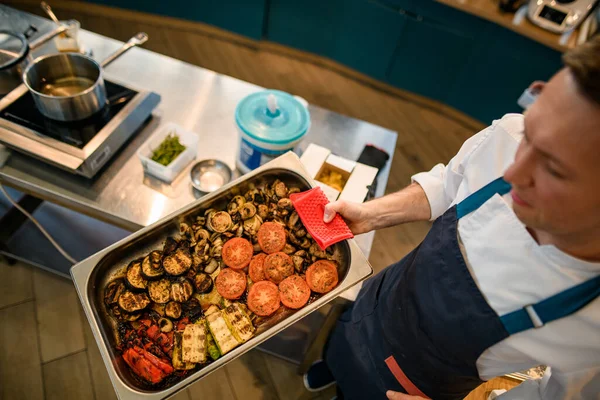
[0,26,67,95]
[22,32,147,122]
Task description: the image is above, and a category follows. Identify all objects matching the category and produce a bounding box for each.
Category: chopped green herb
[151,133,186,166]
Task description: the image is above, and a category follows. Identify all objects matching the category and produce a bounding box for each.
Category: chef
[303,36,600,399]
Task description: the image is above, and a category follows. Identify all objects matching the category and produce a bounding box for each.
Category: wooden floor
[4,2,519,399]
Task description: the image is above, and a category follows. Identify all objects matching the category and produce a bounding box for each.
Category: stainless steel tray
[71,152,374,400]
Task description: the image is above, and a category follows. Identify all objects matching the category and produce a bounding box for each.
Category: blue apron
[325,177,600,400]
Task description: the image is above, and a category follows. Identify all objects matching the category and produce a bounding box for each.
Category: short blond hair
[563,35,600,104]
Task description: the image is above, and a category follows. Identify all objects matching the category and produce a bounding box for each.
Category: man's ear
[529,81,547,95]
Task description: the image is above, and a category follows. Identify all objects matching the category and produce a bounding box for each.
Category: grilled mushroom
[227,195,246,215]
[194,229,210,247]
[193,272,214,294]
[148,279,171,304]
[104,279,126,306]
[141,251,164,280]
[273,180,288,198]
[292,254,306,273]
[309,243,328,258]
[243,215,263,236]
[257,204,269,220]
[158,318,174,333]
[245,188,265,204]
[163,241,193,276]
[118,291,150,313]
[287,211,301,230]
[282,243,296,255]
[165,301,182,319]
[239,203,257,220]
[170,278,194,302]
[277,198,293,212]
[288,187,301,195]
[207,211,232,233]
[126,260,147,290]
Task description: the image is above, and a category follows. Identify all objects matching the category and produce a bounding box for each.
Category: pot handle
[100,32,148,68]
[28,24,68,50]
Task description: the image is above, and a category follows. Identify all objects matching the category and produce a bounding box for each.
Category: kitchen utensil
[70,151,373,399]
[290,186,354,249]
[528,0,599,33]
[40,1,61,26]
[190,159,233,192]
[235,90,310,174]
[22,32,148,121]
[137,122,199,182]
[0,25,67,95]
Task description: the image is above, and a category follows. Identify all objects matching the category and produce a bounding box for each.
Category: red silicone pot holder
[290,187,354,250]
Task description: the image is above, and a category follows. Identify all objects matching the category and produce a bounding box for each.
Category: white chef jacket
[411,114,600,400]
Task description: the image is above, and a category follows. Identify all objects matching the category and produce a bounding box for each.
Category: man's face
[504,69,600,238]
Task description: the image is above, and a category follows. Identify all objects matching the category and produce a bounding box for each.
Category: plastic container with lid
[235,89,310,174]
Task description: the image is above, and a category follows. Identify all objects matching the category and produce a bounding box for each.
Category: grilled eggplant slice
[193,272,213,294]
[223,303,255,343]
[172,331,196,370]
[111,305,141,322]
[163,237,178,255]
[170,278,194,302]
[104,279,126,306]
[126,260,147,290]
[165,301,182,319]
[148,279,171,304]
[151,302,166,316]
[141,251,164,280]
[182,323,208,363]
[163,241,193,276]
[206,311,240,355]
[118,291,150,313]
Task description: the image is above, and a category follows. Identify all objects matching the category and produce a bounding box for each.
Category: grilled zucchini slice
[182,323,208,363]
[206,311,240,355]
[141,250,164,280]
[172,331,196,370]
[118,291,150,313]
[125,260,147,290]
[148,279,171,304]
[223,303,255,343]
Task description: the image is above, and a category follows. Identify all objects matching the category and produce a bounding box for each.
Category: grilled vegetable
[141,251,164,280]
[158,318,173,333]
[206,311,240,355]
[182,298,203,321]
[193,272,213,294]
[207,211,232,233]
[206,330,221,361]
[163,241,193,276]
[165,301,182,319]
[150,302,166,316]
[204,258,219,274]
[172,331,195,370]
[104,279,126,306]
[170,278,194,302]
[182,323,208,363]
[151,133,186,166]
[126,260,147,290]
[118,291,150,313]
[111,305,141,322]
[223,303,255,343]
[148,279,171,304]
[163,237,178,254]
[205,304,220,316]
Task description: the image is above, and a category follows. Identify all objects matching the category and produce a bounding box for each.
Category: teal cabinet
[387,17,483,102]
[447,25,562,123]
[266,0,406,80]
[84,0,266,39]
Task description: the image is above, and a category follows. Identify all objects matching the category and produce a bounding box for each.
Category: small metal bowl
[190,159,232,193]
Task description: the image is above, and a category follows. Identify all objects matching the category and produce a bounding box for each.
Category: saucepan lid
[0,30,29,70]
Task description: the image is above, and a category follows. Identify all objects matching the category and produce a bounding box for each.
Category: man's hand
[323,200,373,235]
[386,390,429,400]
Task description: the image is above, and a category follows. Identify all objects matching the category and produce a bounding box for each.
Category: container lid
[0,31,28,70]
[235,90,310,146]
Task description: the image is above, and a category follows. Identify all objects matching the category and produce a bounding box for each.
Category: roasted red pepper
[122,348,165,384]
[146,324,160,341]
[133,346,174,375]
[176,317,189,331]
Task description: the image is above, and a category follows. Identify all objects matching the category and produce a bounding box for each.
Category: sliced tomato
[247,281,280,316]
[305,260,339,293]
[215,268,247,299]
[249,253,267,282]
[257,222,286,254]
[222,238,254,269]
[264,252,294,284]
[278,275,311,309]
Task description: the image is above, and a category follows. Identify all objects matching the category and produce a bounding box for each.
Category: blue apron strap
[501,275,600,335]
[456,177,512,219]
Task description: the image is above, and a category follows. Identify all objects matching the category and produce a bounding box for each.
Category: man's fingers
[324,201,345,223]
[386,391,427,400]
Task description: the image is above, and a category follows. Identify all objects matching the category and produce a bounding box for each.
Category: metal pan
[22,32,147,122]
[71,152,373,400]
